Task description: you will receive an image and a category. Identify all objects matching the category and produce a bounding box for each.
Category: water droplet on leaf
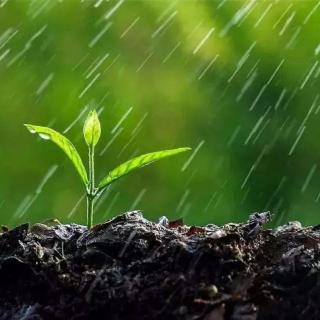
[27,127,36,134]
[39,133,51,140]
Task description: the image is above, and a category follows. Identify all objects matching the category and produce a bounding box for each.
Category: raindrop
[162,41,181,64]
[176,189,190,212]
[36,165,58,194]
[78,73,101,98]
[254,3,272,28]
[104,0,124,20]
[0,48,10,62]
[120,17,140,39]
[13,165,58,220]
[303,1,320,25]
[36,72,54,96]
[198,54,219,80]
[249,59,284,111]
[86,52,109,78]
[64,104,89,134]
[298,94,318,132]
[131,112,148,136]
[0,28,18,50]
[152,11,177,39]
[111,106,133,134]
[7,25,47,67]
[219,0,255,37]
[129,189,147,211]
[264,176,287,210]
[27,127,36,134]
[103,192,120,219]
[227,125,241,148]
[241,187,250,205]
[217,0,227,10]
[204,192,217,212]
[94,0,104,8]
[241,145,268,189]
[272,4,293,29]
[286,26,301,49]
[38,133,51,140]
[252,118,270,145]
[136,52,153,72]
[237,70,258,101]
[88,22,112,48]
[245,106,271,145]
[301,164,317,193]
[279,11,296,36]
[67,194,86,219]
[193,27,215,54]
[228,42,256,83]
[181,140,205,172]
[100,127,123,156]
[300,60,319,90]
[274,88,287,110]
[288,126,306,156]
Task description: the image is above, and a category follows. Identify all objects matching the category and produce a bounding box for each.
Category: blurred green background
[0,0,320,227]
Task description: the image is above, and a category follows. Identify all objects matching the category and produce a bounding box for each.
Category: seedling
[25,110,191,228]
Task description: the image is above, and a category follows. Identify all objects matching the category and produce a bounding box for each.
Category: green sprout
[25,110,191,228]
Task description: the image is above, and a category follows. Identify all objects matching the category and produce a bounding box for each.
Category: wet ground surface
[0,211,319,320]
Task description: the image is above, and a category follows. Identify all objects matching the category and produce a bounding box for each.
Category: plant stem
[86,196,94,229]
[87,145,95,228]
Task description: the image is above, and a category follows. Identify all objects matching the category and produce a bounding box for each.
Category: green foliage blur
[0,0,320,227]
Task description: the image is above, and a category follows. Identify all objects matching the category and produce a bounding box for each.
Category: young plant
[25,110,191,228]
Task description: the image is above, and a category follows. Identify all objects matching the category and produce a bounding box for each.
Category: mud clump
[0,211,319,320]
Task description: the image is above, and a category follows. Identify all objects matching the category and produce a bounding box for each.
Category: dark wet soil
[0,211,319,320]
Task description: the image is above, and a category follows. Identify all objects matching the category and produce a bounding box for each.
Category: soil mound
[0,211,319,320]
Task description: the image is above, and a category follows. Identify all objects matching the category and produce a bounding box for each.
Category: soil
[0,211,319,320]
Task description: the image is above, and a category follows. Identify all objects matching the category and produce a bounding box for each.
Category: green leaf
[24,124,88,185]
[98,147,191,191]
[83,110,101,147]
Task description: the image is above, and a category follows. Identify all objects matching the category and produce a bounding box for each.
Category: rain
[0,0,320,229]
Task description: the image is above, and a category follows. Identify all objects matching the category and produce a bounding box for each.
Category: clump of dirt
[0,211,319,320]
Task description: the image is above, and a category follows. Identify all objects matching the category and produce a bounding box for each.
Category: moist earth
[0,211,319,320]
